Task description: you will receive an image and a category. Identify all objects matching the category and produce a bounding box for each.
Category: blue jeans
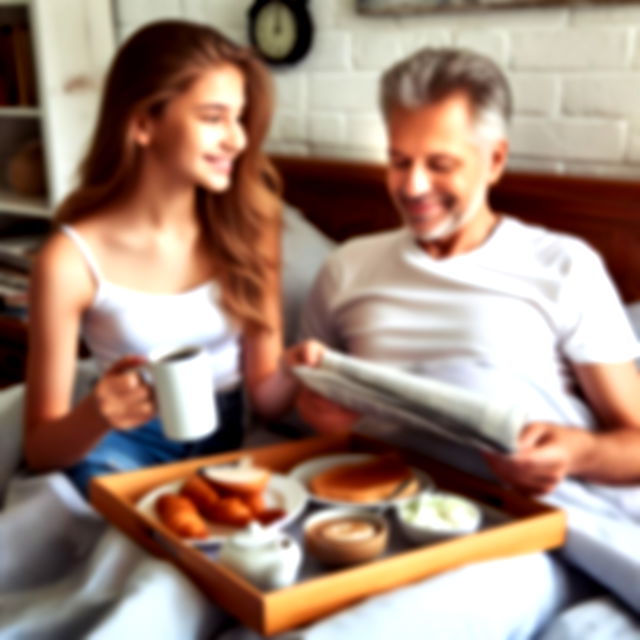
[65,387,244,496]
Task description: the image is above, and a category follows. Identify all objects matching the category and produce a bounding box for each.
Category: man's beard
[414,180,488,243]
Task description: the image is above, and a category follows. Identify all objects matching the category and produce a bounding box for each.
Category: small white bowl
[395,491,482,544]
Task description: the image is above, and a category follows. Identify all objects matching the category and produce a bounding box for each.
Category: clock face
[254,2,297,61]
[249,0,313,65]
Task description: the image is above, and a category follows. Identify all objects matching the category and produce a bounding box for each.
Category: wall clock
[248,0,314,66]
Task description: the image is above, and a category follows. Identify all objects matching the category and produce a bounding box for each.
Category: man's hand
[283,339,362,433]
[281,338,326,369]
[296,387,362,434]
[483,422,593,496]
[93,355,156,430]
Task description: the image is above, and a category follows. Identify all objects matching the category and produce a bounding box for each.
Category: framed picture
[357,0,637,14]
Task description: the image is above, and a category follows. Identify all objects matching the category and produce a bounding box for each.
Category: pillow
[281,204,335,346]
[0,383,25,497]
[626,301,640,335]
[626,302,640,367]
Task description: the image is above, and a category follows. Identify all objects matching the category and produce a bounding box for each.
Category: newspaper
[294,349,529,453]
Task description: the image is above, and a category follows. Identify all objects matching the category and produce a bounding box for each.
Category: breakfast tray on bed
[90,432,566,636]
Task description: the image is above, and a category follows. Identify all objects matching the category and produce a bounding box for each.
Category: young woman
[24,20,298,495]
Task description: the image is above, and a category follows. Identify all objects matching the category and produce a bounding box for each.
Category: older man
[300,47,640,493]
[289,47,640,638]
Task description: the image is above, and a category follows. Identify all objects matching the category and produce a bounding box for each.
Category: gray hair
[380,47,512,142]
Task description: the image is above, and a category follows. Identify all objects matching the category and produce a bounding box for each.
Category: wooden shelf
[0,105,40,118]
[0,0,114,218]
[0,187,50,217]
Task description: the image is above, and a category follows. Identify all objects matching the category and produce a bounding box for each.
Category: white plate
[137,472,308,546]
[289,453,435,509]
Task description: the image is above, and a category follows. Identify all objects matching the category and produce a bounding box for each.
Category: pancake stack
[310,456,418,503]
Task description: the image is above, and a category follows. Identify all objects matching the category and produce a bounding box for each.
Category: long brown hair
[56,20,281,331]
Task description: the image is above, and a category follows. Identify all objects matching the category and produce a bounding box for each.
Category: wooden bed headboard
[272,155,640,303]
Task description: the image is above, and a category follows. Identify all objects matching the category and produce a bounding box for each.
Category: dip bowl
[394,491,482,544]
[303,507,388,566]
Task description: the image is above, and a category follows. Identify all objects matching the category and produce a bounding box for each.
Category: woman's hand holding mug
[94,346,218,441]
[93,355,155,430]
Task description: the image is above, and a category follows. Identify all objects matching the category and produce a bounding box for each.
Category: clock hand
[275,2,283,34]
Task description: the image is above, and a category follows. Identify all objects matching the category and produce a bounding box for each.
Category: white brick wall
[114,0,640,177]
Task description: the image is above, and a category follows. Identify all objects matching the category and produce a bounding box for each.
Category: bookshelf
[0,0,115,221]
[0,0,115,381]
[0,187,46,216]
[0,105,39,117]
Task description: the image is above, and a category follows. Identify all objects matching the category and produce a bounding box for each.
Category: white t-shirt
[301,216,640,429]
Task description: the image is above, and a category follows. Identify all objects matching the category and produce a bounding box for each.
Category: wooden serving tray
[90,433,566,636]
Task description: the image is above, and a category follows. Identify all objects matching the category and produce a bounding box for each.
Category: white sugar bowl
[218,522,302,590]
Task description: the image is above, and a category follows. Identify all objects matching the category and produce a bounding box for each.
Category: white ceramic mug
[144,345,217,441]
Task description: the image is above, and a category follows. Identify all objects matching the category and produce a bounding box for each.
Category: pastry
[180,473,220,521]
[155,493,209,539]
[310,456,418,503]
[255,507,287,526]
[205,496,254,527]
[201,465,271,496]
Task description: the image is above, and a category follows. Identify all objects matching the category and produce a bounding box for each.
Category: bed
[0,155,639,639]
[273,154,640,638]
[273,154,640,304]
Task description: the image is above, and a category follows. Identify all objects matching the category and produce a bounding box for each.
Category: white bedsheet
[1,381,639,639]
[0,377,228,640]
[0,472,224,640]
[547,480,640,615]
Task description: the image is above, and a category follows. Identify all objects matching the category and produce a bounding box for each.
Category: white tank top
[61,224,241,391]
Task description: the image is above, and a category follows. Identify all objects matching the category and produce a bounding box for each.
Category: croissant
[242,490,266,516]
[179,473,220,521]
[156,494,209,539]
[255,507,286,526]
[206,496,253,527]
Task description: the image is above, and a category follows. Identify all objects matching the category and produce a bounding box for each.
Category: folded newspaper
[294,349,529,453]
